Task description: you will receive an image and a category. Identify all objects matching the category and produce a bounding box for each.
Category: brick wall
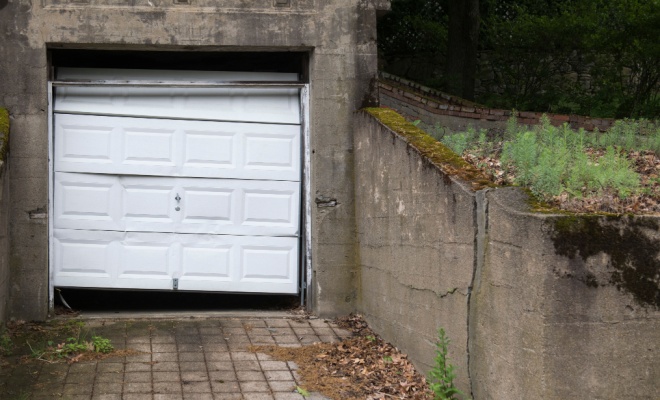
[378,71,616,132]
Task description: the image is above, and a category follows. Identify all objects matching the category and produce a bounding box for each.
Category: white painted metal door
[52,68,302,294]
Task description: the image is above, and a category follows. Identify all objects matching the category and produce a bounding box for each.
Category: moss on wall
[551,215,660,309]
[364,107,494,190]
[0,108,8,163]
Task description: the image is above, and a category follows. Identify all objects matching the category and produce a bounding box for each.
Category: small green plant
[92,336,114,353]
[428,328,465,400]
[295,386,310,398]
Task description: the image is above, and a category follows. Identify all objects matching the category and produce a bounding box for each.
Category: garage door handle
[175,193,181,211]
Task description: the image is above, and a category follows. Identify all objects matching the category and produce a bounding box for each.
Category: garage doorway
[48,50,311,310]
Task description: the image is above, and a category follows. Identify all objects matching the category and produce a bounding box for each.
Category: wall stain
[551,215,660,308]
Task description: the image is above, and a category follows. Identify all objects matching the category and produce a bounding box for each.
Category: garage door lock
[173,278,179,290]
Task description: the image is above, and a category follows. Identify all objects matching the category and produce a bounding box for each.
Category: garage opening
[49,49,310,312]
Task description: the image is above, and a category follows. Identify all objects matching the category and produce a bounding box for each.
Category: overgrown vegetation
[428,328,466,400]
[379,0,660,119]
[1,319,115,364]
[423,116,660,213]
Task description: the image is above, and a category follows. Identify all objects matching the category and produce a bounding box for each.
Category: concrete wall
[0,0,389,320]
[354,109,660,399]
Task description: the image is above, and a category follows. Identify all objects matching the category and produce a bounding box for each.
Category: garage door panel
[53,229,298,293]
[54,172,300,236]
[55,68,300,125]
[123,128,177,166]
[55,114,300,181]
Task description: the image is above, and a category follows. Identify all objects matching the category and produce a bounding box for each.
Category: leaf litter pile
[249,314,433,400]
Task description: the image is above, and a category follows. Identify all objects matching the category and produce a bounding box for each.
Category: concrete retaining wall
[354,108,660,399]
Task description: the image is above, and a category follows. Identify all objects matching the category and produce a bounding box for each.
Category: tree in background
[378,0,660,118]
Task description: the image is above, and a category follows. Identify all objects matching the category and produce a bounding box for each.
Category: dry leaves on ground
[250,314,432,400]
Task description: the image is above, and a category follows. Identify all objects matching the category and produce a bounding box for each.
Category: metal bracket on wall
[274,0,290,7]
[173,278,179,290]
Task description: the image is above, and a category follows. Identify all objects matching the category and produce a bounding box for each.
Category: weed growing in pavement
[428,328,466,400]
[22,320,114,362]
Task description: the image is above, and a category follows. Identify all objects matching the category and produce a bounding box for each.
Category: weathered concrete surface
[353,111,477,394]
[471,188,660,400]
[353,110,660,399]
[0,109,9,326]
[0,0,389,320]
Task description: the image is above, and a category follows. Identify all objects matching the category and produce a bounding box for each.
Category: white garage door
[51,68,302,294]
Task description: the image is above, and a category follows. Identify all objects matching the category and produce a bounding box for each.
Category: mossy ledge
[364,107,494,190]
[0,108,8,163]
[551,215,660,309]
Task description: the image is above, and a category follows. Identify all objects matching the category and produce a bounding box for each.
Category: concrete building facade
[0,0,390,320]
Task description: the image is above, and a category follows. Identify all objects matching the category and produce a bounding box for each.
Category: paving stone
[259,361,289,371]
[255,353,274,361]
[269,380,297,392]
[183,393,214,400]
[123,393,154,400]
[207,361,234,371]
[210,380,241,393]
[151,336,176,344]
[291,327,315,335]
[273,393,305,400]
[312,328,335,337]
[153,371,180,382]
[179,352,205,362]
[124,371,151,382]
[125,353,152,362]
[91,394,122,400]
[181,380,211,393]
[264,319,291,328]
[239,380,270,392]
[94,381,123,394]
[250,336,276,345]
[308,319,332,328]
[125,362,152,372]
[208,370,237,382]
[223,327,247,335]
[206,352,231,361]
[127,336,151,344]
[233,360,260,371]
[212,394,243,400]
[178,343,205,352]
[318,335,339,343]
[299,335,321,344]
[63,383,93,395]
[243,392,275,399]
[123,381,152,393]
[201,336,228,345]
[273,335,299,344]
[153,381,183,394]
[152,343,178,353]
[264,370,294,381]
[153,352,178,362]
[96,372,124,383]
[181,371,208,382]
[154,394,184,400]
[66,373,96,385]
[180,361,207,372]
[268,327,295,336]
[199,327,223,335]
[69,362,97,373]
[236,370,265,381]
[177,335,203,344]
[152,362,180,372]
[127,343,152,352]
[98,363,124,373]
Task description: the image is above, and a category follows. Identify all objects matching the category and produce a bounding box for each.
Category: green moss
[0,108,9,163]
[551,215,660,308]
[364,107,495,190]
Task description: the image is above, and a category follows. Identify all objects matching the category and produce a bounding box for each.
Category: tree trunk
[445,0,480,101]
